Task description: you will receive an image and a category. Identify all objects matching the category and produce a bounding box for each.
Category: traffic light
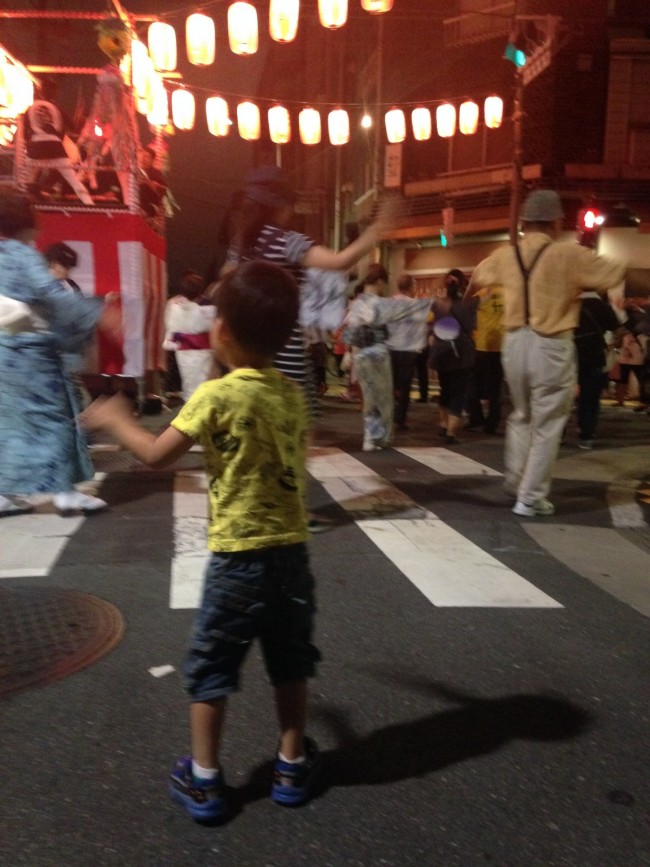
[504,41,527,68]
[577,207,604,249]
[440,206,454,248]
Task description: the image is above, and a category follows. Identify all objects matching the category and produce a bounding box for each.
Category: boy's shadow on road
[236,682,592,807]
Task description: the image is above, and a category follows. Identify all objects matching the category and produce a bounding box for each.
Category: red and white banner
[36,210,166,376]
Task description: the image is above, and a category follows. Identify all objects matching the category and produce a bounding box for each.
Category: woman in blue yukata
[0,185,120,516]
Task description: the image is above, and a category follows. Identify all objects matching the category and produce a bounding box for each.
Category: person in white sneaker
[0,186,118,517]
[466,190,626,517]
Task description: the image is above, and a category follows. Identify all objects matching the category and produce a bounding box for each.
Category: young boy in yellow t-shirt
[82,261,320,823]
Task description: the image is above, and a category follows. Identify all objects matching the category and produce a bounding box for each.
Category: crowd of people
[1,180,648,825]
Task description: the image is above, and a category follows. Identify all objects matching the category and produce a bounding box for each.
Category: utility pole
[508,71,524,245]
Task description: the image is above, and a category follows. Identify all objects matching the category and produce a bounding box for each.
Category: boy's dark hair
[215,261,299,357]
[0,185,35,237]
[44,241,77,269]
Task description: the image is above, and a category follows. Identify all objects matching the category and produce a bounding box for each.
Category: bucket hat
[520,189,564,222]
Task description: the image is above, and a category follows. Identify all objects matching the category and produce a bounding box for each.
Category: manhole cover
[0,587,125,698]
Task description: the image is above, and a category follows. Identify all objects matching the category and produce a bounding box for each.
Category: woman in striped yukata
[221,166,393,418]
[220,167,394,530]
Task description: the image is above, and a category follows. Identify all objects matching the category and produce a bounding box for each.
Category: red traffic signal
[580,208,601,229]
[577,207,604,248]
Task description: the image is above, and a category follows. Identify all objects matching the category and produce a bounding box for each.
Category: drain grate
[0,587,125,698]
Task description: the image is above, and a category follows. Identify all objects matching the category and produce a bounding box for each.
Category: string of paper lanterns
[167,89,504,145]
[148,0,394,67]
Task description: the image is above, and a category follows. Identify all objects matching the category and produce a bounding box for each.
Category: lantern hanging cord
[166,80,506,113]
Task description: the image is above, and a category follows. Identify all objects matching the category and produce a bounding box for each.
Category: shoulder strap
[514,242,552,326]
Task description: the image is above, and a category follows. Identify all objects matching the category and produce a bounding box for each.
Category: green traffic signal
[440,230,448,247]
[504,42,526,67]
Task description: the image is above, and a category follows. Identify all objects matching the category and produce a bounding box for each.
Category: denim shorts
[183,542,320,702]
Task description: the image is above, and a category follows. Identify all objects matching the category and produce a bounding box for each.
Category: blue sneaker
[271,738,320,806]
[169,757,227,823]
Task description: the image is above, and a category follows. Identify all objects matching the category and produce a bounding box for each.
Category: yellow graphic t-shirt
[171,368,309,552]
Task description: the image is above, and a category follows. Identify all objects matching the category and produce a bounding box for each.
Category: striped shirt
[229,224,318,414]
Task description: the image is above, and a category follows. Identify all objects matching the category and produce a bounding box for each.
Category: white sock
[191,760,219,781]
[278,751,305,765]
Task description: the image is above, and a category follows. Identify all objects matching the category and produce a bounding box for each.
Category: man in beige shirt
[466,189,625,517]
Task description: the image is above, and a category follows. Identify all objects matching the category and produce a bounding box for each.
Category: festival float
[0,3,169,399]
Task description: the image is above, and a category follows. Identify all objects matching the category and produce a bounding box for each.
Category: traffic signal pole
[508,70,524,245]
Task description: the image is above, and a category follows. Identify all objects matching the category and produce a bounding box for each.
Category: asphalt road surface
[1,396,649,867]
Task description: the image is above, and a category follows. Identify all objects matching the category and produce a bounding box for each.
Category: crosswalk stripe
[0,512,86,578]
[170,471,210,610]
[0,474,107,579]
[394,446,503,477]
[308,447,561,609]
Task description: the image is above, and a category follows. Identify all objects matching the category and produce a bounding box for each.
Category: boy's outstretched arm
[81,393,195,469]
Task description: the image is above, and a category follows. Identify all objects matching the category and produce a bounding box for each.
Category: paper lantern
[3,65,33,116]
[270,0,299,43]
[147,78,169,127]
[361,0,393,12]
[0,122,16,147]
[459,100,479,135]
[484,95,504,129]
[328,108,349,145]
[385,107,406,143]
[228,2,258,55]
[436,102,456,138]
[319,0,348,29]
[148,22,177,71]
[186,13,216,66]
[237,101,261,140]
[299,107,321,144]
[268,104,291,144]
[0,51,8,108]
[172,89,195,130]
[411,107,431,141]
[206,96,231,137]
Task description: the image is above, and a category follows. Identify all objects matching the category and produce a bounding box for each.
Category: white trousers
[502,328,576,505]
[175,349,213,402]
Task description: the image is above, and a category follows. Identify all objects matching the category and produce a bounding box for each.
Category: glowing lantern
[186,13,216,66]
[228,2,258,55]
[0,52,8,108]
[4,65,33,116]
[0,123,16,147]
[385,107,406,143]
[206,96,231,137]
[299,107,321,145]
[411,107,431,141]
[319,0,348,29]
[328,108,349,145]
[484,95,504,129]
[172,89,195,130]
[270,0,299,43]
[268,104,291,144]
[132,42,157,116]
[361,0,393,11]
[147,78,169,127]
[148,22,177,71]
[436,102,456,138]
[459,100,479,135]
[237,101,261,140]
